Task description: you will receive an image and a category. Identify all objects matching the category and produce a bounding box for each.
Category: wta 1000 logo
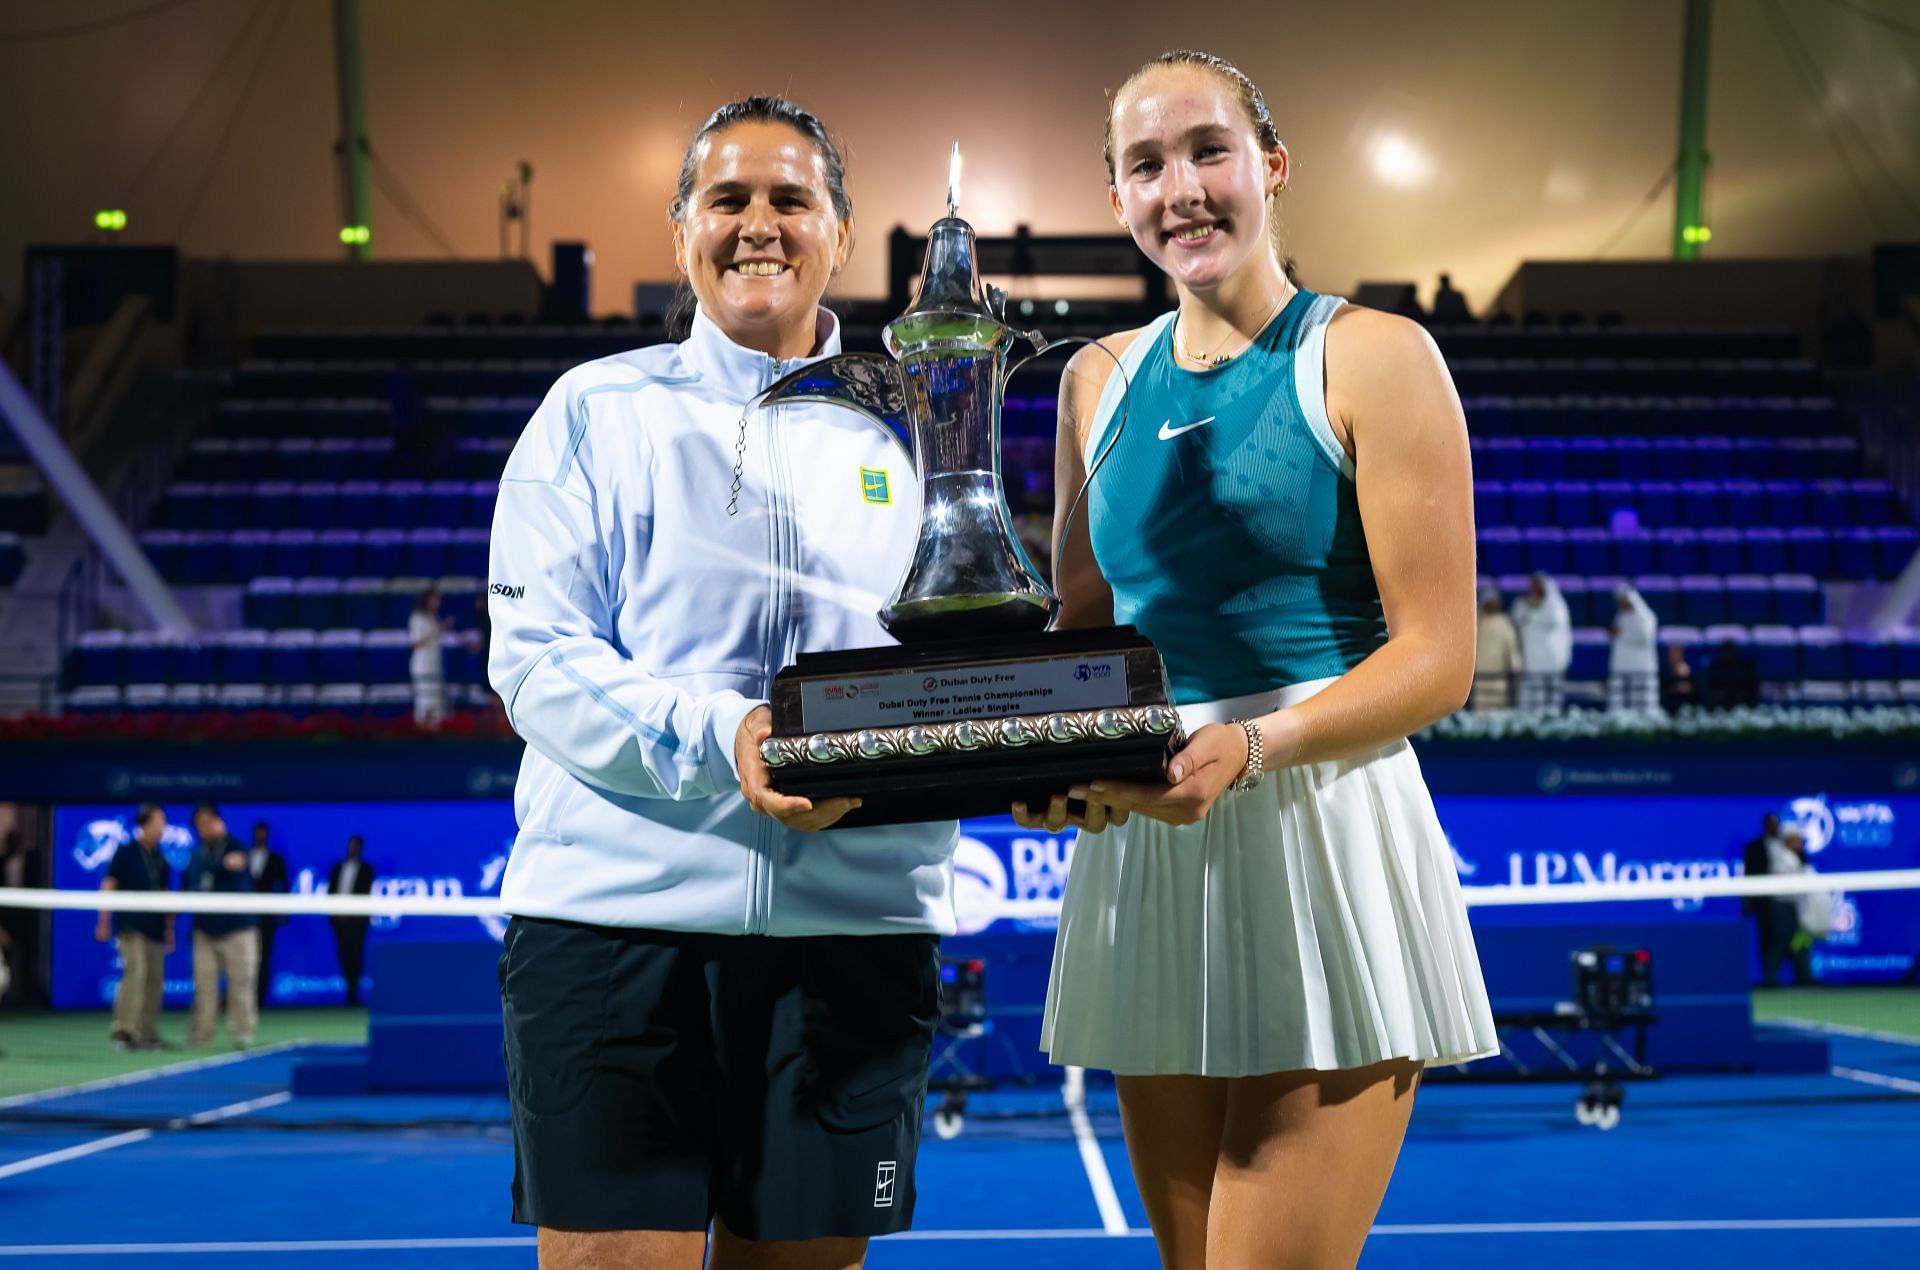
[1784,795,1895,855]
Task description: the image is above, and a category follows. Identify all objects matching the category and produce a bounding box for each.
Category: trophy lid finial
[947,142,960,218]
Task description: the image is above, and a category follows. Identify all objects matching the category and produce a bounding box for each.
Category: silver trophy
[749,145,1178,826]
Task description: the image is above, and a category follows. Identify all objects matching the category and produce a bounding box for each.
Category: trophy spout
[752,353,910,443]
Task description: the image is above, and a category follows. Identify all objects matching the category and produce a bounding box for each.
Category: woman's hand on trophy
[1010,791,1130,834]
[735,706,862,832]
[1083,722,1249,827]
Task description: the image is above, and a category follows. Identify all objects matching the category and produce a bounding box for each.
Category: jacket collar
[683,305,843,402]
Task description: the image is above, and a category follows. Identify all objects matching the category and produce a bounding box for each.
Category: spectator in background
[1764,827,1818,987]
[1607,582,1659,713]
[246,821,289,1009]
[96,804,174,1051]
[1512,573,1571,713]
[1706,638,1760,710]
[186,805,259,1049]
[1471,585,1522,711]
[409,587,451,729]
[327,835,376,1006]
[1743,812,1784,979]
[1660,642,1697,713]
[1430,272,1472,324]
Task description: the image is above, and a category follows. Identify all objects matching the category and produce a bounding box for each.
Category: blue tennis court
[2,1026,1915,1268]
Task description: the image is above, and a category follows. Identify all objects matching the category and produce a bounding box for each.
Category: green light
[1697,225,1712,243]
[1681,224,1712,245]
[339,225,370,245]
[94,209,126,232]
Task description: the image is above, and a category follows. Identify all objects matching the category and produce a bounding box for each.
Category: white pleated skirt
[1041,680,1499,1077]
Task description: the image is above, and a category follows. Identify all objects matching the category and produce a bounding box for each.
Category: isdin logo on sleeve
[860,468,892,505]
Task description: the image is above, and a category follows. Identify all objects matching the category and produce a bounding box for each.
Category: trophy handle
[752,353,910,439]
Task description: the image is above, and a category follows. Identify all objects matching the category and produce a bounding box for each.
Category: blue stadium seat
[465,481,497,529]
[1849,636,1897,682]
[1652,437,1693,480]
[1522,527,1567,574]
[1677,574,1727,627]
[425,480,468,528]
[1681,480,1723,527]
[1834,528,1879,580]
[1639,481,1679,528]
[381,480,427,529]
[1724,574,1772,626]
[166,684,208,713]
[1568,437,1610,479]
[1558,577,1597,627]
[220,631,267,682]
[178,532,226,585]
[245,577,296,629]
[1731,437,1777,479]
[1552,480,1594,526]
[1632,575,1680,624]
[452,528,490,578]
[267,630,316,684]
[1693,435,1731,476]
[1593,481,1637,529]
[1482,436,1527,480]
[1530,437,1568,480]
[1850,480,1897,524]
[1749,626,1800,682]
[254,481,295,530]
[1612,436,1652,480]
[1744,527,1787,575]
[1798,626,1847,681]
[1786,527,1831,577]
[173,640,215,683]
[1893,629,1920,679]
[125,685,170,714]
[294,483,340,530]
[275,439,317,480]
[311,438,356,480]
[1614,529,1655,576]
[1771,574,1822,625]
[228,530,271,583]
[314,630,366,684]
[315,529,363,578]
[140,530,184,580]
[1654,527,1700,576]
[1766,481,1809,527]
[1814,436,1861,479]
[1479,528,1524,577]
[230,439,272,479]
[1876,527,1918,580]
[340,578,386,629]
[216,684,271,713]
[361,530,404,578]
[269,529,315,577]
[367,684,414,718]
[1810,481,1850,528]
[364,629,411,682]
[340,481,381,527]
[1510,481,1549,526]
[206,484,250,531]
[1569,629,1610,681]
[1473,482,1507,529]
[123,634,168,685]
[404,528,452,577]
[1723,480,1764,526]
[316,683,369,716]
[189,441,234,481]
[1700,527,1745,575]
[1568,528,1612,575]
[66,686,123,715]
[295,577,342,629]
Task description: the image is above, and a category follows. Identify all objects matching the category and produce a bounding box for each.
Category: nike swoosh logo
[1158,416,1215,441]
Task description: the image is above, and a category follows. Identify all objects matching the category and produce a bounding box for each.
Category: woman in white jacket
[487,97,955,1270]
[1512,572,1571,713]
[1608,581,1660,712]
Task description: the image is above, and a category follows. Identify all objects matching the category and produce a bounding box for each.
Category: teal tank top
[1084,289,1387,705]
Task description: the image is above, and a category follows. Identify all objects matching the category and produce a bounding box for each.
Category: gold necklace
[1172,289,1289,368]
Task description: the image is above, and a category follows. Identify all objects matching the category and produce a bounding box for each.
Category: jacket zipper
[747,354,793,937]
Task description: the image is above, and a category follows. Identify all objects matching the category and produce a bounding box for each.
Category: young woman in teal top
[1016,50,1497,1269]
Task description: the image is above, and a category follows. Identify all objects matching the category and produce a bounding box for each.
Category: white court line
[0,1041,303,1109]
[1061,1065,1130,1235]
[0,1091,291,1181]
[1771,1017,1920,1049]
[7,1220,1920,1254]
[1831,1066,1920,1096]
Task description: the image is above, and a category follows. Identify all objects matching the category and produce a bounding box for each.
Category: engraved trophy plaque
[751,146,1180,826]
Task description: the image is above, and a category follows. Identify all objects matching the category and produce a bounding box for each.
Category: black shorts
[499,917,940,1240]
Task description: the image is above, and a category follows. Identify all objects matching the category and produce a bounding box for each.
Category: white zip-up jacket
[488,306,958,935]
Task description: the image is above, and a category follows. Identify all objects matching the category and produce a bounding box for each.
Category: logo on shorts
[873,1160,897,1208]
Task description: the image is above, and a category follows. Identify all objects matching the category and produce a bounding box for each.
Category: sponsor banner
[49,790,1920,1006]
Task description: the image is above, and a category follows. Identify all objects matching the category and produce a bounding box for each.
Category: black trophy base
[764,627,1179,829]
